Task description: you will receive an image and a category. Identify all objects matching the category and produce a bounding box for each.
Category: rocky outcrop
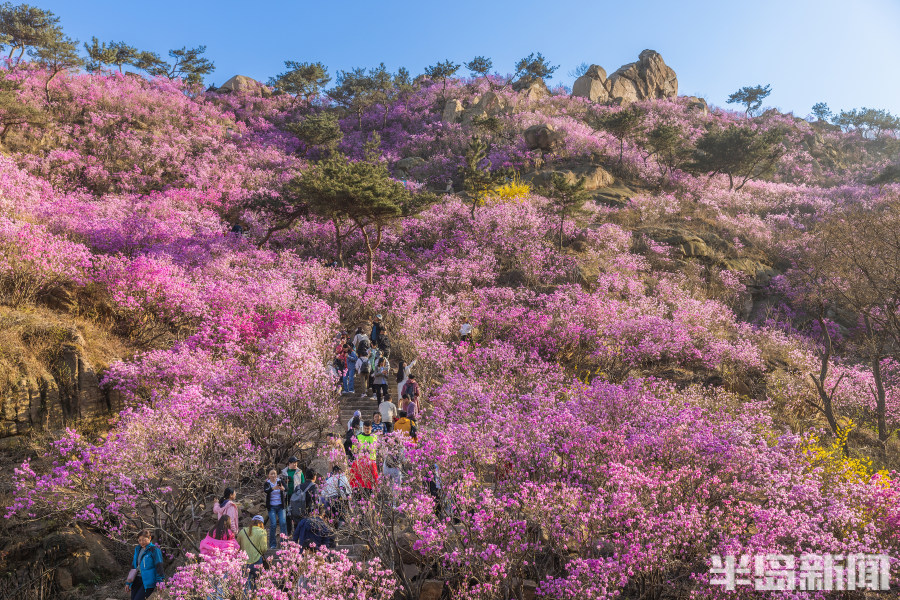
[513,77,551,100]
[572,65,610,103]
[529,163,614,191]
[571,50,678,104]
[394,156,425,178]
[607,50,678,103]
[0,523,124,598]
[0,312,125,439]
[461,91,510,124]
[217,75,272,97]
[524,123,565,153]
[441,98,463,123]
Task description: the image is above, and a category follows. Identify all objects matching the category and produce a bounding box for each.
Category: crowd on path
[123,314,475,599]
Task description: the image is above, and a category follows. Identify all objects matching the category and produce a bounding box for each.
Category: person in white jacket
[396,358,417,400]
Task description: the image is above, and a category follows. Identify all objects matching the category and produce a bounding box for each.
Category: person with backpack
[263,469,288,549]
[352,327,365,348]
[401,373,421,419]
[280,457,305,536]
[378,325,392,356]
[370,314,384,349]
[378,395,398,434]
[290,468,318,534]
[237,516,267,591]
[342,344,358,394]
[396,358,417,401]
[212,487,240,536]
[125,529,164,600]
[367,346,382,397]
[373,356,390,404]
[394,410,418,442]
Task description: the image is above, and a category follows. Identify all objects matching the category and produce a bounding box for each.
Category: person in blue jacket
[125,529,164,600]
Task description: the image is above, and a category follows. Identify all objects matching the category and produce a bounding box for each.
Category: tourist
[460,318,472,342]
[367,346,382,396]
[371,411,385,435]
[401,373,421,419]
[394,410,417,442]
[290,467,318,528]
[396,358,417,400]
[212,487,240,536]
[280,457,305,535]
[125,529,164,600]
[263,469,288,549]
[378,395,398,434]
[199,515,240,557]
[352,327,368,350]
[347,410,362,435]
[373,356,390,403]
[342,343,358,394]
[321,465,351,514]
[370,314,384,349]
[237,516,267,591]
[356,421,378,461]
[379,325,392,356]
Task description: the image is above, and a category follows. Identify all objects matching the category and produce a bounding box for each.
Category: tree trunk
[44,70,59,105]
[727,172,734,190]
[865,315,890,446]
[559,214,565,251]
[332,216,346,267]
[359,223,383,284]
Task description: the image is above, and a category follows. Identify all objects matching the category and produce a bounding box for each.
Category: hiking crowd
[124,315,472,599]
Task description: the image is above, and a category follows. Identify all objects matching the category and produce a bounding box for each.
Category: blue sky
[37,0,900,116]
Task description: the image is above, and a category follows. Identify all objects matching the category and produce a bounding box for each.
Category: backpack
[356,338,370,356]
[290,481,316,519]
[401,380,418,399]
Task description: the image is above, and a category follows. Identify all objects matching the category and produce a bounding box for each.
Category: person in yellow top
[237,515,268,591]
[393,410,418,442]
[356,422,378,460]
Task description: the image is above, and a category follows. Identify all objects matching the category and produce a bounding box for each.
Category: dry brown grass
[0,304,132,400]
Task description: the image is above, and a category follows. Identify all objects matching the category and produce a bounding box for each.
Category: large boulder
[217,75,271,97]
[461,91,510,124]
[683,95,709,115]
[394,156,425,178]
[524,124,565,153]
[572,65,610,103]
[441,98,463,123]
[606,50,678,103]
[513,77,551,100]
[530,164,614,191]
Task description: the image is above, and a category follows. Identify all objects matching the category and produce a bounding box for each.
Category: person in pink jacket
[213,488,240,535]
[199,515,240,557]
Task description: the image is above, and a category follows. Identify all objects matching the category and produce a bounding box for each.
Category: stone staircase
[338,371,399,428]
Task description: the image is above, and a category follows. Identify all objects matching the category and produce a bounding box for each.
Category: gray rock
[420,580,443,600]
[394,157,425,177]
[461,91,509,124]
[513,77,550,100]
[217,75,271,97]
[683,96,709,115]
[441,98,463,123]
[572,64,610,103]
[524,124,566,152]
[606,50,678,103]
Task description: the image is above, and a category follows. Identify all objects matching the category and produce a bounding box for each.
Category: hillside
[0,49,899,600]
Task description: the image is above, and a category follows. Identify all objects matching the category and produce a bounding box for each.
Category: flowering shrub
[1,64,898,600]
